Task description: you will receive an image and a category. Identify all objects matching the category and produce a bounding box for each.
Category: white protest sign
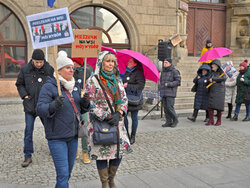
[26,7,74,49]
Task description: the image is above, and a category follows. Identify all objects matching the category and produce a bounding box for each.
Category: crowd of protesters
[15,42,250,187]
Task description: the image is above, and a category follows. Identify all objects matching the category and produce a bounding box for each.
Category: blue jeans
[124,110,139,135]
[235,103,250,117]
[24,113,36,159]
[96,158,122,170]
[48,137,78,188]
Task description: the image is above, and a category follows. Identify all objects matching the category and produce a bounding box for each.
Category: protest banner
[71,29,102,58]
[170,34,182,47]
[26,7,74,49]
[222,61,237,78]
[72,29,102,96]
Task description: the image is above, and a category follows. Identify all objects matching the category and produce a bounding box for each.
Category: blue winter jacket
[36,77,84,140]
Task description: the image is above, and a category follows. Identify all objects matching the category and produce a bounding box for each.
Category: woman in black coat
[123,58,145,144]
[188,64,211,122]
[206,59,226,126]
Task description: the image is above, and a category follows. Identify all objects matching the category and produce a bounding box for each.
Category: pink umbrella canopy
[116,50,160,83]
[199,47,232,62]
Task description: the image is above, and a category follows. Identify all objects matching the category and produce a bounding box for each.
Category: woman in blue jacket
[36,51,89,188]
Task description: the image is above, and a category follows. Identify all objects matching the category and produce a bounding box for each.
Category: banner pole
[81,57,87,97]
[52,46,62,95]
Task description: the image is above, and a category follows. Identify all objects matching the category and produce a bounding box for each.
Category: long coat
[85,51,132,160]
[193,64,211,110]
[123,64,145,111]
[235,67,250,104]
[225,72,238,104]
[207,60,226,111]
[16,60,54,115]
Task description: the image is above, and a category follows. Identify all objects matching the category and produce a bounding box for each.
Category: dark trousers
[162,96,178,123]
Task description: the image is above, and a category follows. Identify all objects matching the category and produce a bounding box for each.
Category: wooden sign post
[71,29,102,96]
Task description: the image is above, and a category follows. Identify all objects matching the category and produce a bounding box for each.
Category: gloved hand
[49,95,65,114]
[80,93,90,113]
[106,112,121,126]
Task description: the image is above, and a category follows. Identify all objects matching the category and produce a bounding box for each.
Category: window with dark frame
[59,6,130,55]
[190,0,225,3]
[0,3,27,78]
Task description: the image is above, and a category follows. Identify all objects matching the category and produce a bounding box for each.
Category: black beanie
[206,40,212,44]
[164,58,172,63]
[32,49,45,60]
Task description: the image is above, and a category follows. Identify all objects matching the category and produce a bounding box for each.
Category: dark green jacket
[235,67,250,104]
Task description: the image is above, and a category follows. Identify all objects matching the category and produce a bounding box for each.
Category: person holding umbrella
[123,58,145,144]
[206,59,226,126]
[36,51,90,188]
[200,40,214,64]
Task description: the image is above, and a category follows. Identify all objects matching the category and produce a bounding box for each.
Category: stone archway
[68,0,140,51]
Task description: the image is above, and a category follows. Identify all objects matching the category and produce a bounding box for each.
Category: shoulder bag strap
[94,75,114,113]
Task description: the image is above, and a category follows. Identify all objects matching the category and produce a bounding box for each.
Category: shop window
[0,3,27,78]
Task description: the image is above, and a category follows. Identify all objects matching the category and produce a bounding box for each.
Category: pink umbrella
[199,47,232,63]
[116,50,160,83]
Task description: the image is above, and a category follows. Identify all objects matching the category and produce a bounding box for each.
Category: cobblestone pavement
[0,117,250,186]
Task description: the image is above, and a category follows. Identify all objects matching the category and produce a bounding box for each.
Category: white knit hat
[56,51,74,70]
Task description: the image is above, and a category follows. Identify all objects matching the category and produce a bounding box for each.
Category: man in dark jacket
[159,58,181,128]
[16,49,54,167]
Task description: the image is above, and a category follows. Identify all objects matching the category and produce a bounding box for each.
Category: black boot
[231,114,238,121]
[187,109,198,122]
[204,110,209,122]
[130,133,136,145]
[226,103,233,119]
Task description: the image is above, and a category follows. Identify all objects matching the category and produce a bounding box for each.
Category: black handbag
[92,75,118,145]
[191,83,198,92]
[126,88,143,106]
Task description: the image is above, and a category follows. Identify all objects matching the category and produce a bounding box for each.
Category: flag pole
[44,0,48,60]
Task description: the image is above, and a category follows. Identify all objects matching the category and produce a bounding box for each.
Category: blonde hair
[103,53,117,63]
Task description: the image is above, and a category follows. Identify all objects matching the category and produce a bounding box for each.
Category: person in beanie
[200,40,214,64]
[231,60,250,121]
[123,58,145,145]
[71,57,94,163]
[16,49,54,167]
[159,58,181,128]
[36,51,90,188]
[187,64,211,122]
[206,59,226,126]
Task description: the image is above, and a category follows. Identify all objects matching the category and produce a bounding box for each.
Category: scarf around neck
[126,66,136,73]
[53,72,75,94]
[100,69,122,106]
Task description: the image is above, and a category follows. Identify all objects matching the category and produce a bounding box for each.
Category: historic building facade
[0,0,249,97]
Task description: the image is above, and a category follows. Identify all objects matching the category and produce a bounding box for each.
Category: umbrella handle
[206,72,225,89]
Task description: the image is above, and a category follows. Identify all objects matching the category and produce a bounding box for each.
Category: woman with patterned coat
[85,51,132,188]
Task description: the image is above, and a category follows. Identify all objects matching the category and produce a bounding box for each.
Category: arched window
[59,6,130,55]
[0,3,27,78]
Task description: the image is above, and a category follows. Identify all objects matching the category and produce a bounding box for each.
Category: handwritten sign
[26,7,74,49]
[170,34,182,47]
[71,29,102,58]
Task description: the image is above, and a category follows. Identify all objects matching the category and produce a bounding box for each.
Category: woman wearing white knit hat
[36,51,90,188]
